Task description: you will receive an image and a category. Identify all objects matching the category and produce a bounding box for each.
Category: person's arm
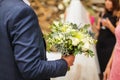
[103,47,114,80]
[106,50,114,69]
[103,18,116,34]
[8,5,68,80]
[96,12,104,31]
[102,17,119,34]
[107,23,115,34]
[96,17,101,31]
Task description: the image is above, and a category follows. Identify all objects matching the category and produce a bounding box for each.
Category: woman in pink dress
[104,10,120,80]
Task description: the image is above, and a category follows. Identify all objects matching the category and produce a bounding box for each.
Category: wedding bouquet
[45,21,96,57]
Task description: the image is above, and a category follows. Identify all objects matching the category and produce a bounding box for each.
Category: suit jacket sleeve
[7,5,68,80]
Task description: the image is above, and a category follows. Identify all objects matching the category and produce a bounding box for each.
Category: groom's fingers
[62,55,75,67]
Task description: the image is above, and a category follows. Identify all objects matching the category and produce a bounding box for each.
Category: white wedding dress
[47,0,100,80]
[65,0,90,26]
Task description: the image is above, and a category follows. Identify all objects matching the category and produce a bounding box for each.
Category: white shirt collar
[23,0,30,6]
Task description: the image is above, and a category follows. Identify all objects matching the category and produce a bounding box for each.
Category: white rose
[82,42,90,51]
[59,33,63,38]
[71,37,80,46]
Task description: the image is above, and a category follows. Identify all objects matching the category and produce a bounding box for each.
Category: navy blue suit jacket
[0,0,68,80]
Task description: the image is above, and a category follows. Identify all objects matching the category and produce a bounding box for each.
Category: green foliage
[44,21,96,57]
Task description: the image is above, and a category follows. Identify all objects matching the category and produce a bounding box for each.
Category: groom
[0,0,75,80]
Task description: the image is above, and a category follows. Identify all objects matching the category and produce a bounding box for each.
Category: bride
[65,0,90,26]
[47,0,100,80]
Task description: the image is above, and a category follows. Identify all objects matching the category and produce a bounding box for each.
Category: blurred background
[29,0,105,34]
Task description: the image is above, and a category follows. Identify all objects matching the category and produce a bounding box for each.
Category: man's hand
[62,55,75,67]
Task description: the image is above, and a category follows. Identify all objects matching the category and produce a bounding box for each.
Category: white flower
[53,21,59,26]
[45,22,95,57]
[82,41,90,51]
[70,37,80,46]
[58,33,64,38]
